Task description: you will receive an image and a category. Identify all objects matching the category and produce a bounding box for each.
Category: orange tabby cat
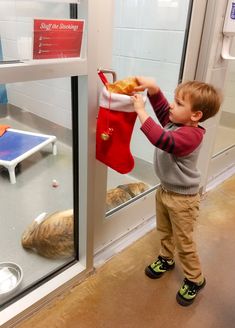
[21,209,74,259]
[106,182,149,211]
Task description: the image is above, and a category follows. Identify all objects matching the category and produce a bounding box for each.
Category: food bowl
[0,262,23,298]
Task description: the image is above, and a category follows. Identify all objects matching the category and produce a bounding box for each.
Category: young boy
[132,77,222,306]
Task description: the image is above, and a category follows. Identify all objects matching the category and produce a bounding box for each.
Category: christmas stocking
[96,86,137,174]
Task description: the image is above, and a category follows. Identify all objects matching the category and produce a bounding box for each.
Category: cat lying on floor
[21,182,149,258]
[21,209,74,259]
[106,181,149,211]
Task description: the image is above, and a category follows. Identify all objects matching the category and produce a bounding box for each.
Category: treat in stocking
[107,77,139,95]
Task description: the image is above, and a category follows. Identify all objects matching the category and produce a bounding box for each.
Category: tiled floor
[16,175,235,328]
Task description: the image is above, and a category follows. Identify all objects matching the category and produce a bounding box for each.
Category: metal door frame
[0,0,97,325]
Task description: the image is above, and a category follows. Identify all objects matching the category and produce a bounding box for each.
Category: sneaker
[145,256,175,279]
[176,278,206,306]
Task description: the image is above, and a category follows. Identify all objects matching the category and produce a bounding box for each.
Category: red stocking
[96,87,137,174]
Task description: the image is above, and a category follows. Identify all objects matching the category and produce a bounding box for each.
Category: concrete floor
[16,174,235,328]
[0,116,74,306]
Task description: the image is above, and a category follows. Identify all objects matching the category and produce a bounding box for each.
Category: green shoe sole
[176,279,206,306]
[145,265,164,279]
[145,262,175,279]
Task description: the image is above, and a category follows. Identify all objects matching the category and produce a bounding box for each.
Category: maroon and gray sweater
[141,90,205,194]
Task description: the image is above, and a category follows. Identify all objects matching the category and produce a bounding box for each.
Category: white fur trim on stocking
[99,87,146,113]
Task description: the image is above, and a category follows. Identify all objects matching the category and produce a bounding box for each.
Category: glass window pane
[0,76,78,308]
[0,0,87,311]
[213,38,235,154]
[105,0,191,214]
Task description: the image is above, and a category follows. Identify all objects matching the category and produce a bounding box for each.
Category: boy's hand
[131,93,145,114]
[134,76,160,95]
[131,93,149,125]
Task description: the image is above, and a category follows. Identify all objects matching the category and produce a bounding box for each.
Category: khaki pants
[156,187,203,284]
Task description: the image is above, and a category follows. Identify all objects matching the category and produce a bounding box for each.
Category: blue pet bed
[0,128,57,183]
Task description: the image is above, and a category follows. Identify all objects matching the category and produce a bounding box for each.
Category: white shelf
[0,57,87,83]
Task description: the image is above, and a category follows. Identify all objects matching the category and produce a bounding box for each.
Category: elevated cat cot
[0,128,57,184]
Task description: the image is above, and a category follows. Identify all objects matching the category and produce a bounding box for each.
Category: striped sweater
[141,90,205,194]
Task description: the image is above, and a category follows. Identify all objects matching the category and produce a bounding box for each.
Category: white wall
[111,0,191,162]
[8,78,72,127]
[0,1,73,128]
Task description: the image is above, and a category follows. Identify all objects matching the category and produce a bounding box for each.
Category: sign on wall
[33,19,84,59]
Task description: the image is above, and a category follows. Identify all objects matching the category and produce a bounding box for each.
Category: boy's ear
[191,110,203,122]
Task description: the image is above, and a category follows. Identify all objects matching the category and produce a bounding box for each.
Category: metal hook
[97,68,117,83]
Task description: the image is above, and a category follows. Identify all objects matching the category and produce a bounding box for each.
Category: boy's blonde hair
[175,81,222,122]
